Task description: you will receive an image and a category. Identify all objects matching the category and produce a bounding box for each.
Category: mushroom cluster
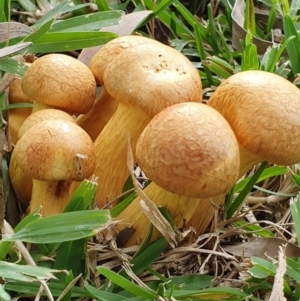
[115,70,300,246]
[9,36,300,248]
[9,53,97,215]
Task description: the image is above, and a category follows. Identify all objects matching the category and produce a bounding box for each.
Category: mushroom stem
[76,88,119,141]
[70,103,150,205]
[238,144,262,176]
[116,146,262,246]
[30,180,72,216]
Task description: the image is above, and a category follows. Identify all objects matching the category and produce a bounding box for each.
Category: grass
[1,0,300,300]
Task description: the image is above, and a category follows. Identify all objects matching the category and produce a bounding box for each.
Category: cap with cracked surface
[18,109,75,140]
[21,54,96,114]
[89,35,161,84]
[208,70,300,166]
[136,102,240,198]
[14,120,96,181]
[103,42,202,118]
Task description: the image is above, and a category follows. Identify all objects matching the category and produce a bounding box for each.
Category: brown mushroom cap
[21,54,96,114]
[103,43,202,118]
[89,35,161,84]
[208,70,300,166]
[14,120,96,181]
[18,109,75,140]
[136,102,240,198]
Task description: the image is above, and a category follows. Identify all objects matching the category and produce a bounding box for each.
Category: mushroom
[8,76,32,144]
[13,119,96,216]
[9,109,76,210]
[118,70,300,246]
[70,42,202,206]
[77,35,162,141]
[208,70,300,175]
[116,102,240,245]
[21,54,96,114]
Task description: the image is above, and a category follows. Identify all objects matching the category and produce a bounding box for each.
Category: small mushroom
[13,119,96,216]
[71,42,202,206]
[21,54,96,114]
[117,102,240,245]
[77,35,162,141]
[9,109,76,210]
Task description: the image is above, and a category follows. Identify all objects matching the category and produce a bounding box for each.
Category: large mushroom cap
[208,70,300,166]
[14,120,96,181]
[21,54,96,114]
[89,35,161,84]
[136,102,240,198]
[103,43,202,118]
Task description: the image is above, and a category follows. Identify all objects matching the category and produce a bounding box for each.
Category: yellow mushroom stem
[70,103,151,205]
[117,144,263,246]
[30,180,73,216]
[76,88,119,141]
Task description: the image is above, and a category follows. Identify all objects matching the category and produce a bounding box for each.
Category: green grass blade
[173,1,207,39]
[241,42,260,71]
[53,238,86,282]
[233,221,275,237]
[110,192,137,218]
[207,4,219,54]
[85,284,125,301]
[31,0,69,28]
[27,32,117,53]
[95,0,110,11]
[233,166,287,193]
[290,195,300,244]
[5,281,92,297]
[244,0,256,35]
[202,59,233,78]
[282,14,300,75]
[266,6,276,36]
[0,261,66,282]
[0,284,10,301]
[0,57,28,76]
[32,1,91,29]
[97,267,157,299]
[290,0,300,18]
[23,18,54,42]
[129,238,169,275]
[17,0,36,11]
[3,210,111,243]
[49,11,122,32]
[194,22,214,85]
[226,162,268,218]
[168,287,263,300]
[64,179,97,212]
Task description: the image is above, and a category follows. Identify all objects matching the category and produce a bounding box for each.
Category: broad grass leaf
[0,261,67,282]
[49,11,122,32]
[4,281,91,297]
[27,32,117,53]
[0,57,28,76]
[2,210,111,243]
